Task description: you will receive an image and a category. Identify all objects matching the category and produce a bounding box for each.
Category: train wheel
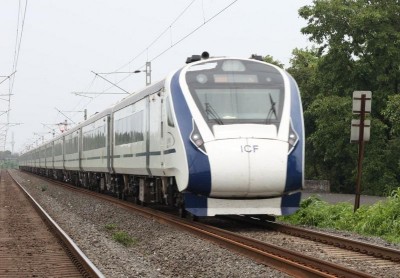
[178,203,187,218]
[188,212,198,222]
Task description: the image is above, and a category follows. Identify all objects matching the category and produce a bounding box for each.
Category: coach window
[65,136,78,154]
[54,142,62,156]
[83,123,106,151]
[115,110,144,145]
[46,146,52,157]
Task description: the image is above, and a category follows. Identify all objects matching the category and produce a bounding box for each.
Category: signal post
[350,91,372,212]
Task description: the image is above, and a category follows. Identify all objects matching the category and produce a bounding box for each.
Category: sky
[0,0,313,153]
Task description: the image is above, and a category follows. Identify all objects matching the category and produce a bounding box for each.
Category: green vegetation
[112,231,136,247]
[271,0,400,195]
[0,160,18,169]
[41,184,48,192]
[105,223,136,247]
[105,223,117,231]
[0,151,19,169]
[280,189,400,243]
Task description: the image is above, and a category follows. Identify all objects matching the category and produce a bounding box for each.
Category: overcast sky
[0,0,313,153]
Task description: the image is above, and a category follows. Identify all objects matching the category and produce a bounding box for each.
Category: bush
[280,191,400,244]
[105,223,117,231]
[112,231,136,247]
[104,224,136,247]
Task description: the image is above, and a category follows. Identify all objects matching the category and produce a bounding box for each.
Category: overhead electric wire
[112,0,197,74]
[149,0,239,63]
[10,0,28,94]
[69,1,198,115]
[62,75,97,123]
[0,72,16,86]
[1,0,29,151]
[11,0,22,84]
[71,0,239,126]
[105,0,239,89]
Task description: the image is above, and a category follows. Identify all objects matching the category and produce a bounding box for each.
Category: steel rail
[270,221,400,262]
[8,171,104,278]
[26,173,374,278]
[223,215,400,263]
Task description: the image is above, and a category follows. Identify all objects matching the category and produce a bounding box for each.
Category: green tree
[305,95,356,192]
[287,48,320,109]
[262,55,284,68]
[299,0,400,97]
[382,95,400,136]
[290,0,400,195]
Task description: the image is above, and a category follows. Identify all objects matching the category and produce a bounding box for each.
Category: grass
[105,223,136,247]
[105,223,117,231]
[112,231,136,247]
[279,188,400,244]
[41,184,48,192]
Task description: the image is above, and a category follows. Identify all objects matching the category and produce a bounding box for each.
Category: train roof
[112,79,165,111]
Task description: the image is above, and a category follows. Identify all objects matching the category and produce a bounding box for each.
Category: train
[19,53,305,218]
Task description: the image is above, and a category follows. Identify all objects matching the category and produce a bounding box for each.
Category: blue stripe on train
[281,192,302,215]
[170,70,212,196]
[284,73,304,193]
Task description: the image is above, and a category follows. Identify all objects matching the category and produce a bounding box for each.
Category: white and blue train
[19,54,304,217]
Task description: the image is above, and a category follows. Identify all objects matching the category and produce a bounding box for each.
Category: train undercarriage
[19,166,186,216]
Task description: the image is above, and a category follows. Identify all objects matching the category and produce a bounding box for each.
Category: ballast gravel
[11,170,290,278]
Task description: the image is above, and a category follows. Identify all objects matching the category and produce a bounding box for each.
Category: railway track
[215,215,400,276]
[18,171,390,277]
[224,215,400,262]
[3,171,103,278]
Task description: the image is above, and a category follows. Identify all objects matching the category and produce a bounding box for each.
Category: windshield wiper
[266,93,277,124]
[205,103,224,125]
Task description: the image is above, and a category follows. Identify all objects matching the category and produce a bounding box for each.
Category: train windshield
[185,59,285,126]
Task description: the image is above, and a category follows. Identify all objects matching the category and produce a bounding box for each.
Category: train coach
[19,53,305,218]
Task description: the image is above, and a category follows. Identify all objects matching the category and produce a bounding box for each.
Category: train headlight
[190,120,207,154]
[288,119,299,154]
[191,134,204,146]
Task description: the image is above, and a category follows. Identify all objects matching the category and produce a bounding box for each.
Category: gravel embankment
[11,170,289,278]
[234,228,400,278]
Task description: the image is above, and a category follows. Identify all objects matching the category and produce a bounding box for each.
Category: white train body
[20,56,304,217]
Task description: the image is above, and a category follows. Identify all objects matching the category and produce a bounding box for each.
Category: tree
[304,95,356,192]
[382,95,400,137]
[299,0,400,96]
[289,0,400,195]
[287,48,320,109]
[262,55,284,68]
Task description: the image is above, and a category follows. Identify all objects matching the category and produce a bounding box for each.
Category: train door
[160,92,165,167]
[160,90,174,169]
[148,89,164,175]
[161,94,177,170]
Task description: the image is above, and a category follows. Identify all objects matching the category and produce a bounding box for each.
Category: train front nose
[205,136,288,198]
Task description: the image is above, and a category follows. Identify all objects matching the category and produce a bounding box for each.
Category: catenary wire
[2,0,28,151]
[63,1,199,124]
[111,0,197,74]
[10,0,28,94]
[66,0,239,129]
[104,0,239,90]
